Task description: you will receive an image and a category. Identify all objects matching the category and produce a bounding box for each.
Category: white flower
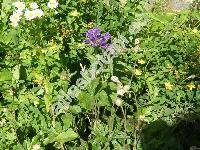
[117,84,130,96]
[13,1,25,11]
[24,10,36,20]
[32,144,40,150]
[30,2,39,9]
[115,98,123,107]
[11,22,19,27]
[111,76,120,83]
[47,0,59,9]
[117,85,126,96]
[34,9,44,18]
[138,115,149,123]
[135,38,140,45]
[123,85,130,92]
[10,11,22,27]
[3,108,8,112]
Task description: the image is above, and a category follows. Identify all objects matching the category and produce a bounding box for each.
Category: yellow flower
[174,70,180,79]
[71,10,80,17]
[134,69,142,76]
[192,28,198,34]
[138,59,145,64]
[167,64,173,70]
[84,22,93,28]
[187,83,195,90]
[165,82,173,90]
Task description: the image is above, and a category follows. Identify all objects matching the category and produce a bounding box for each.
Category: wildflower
[84,22,93,28]
[87,22,93,28]
[24,10,36,20]
[47,0,59,9]
[84,27,111,49]
[115,98,123,106]
[138,59,145,64]
[34,9,44,18]
[167,64,173,70]
[3,108,8,112]
[134,69,142,76]
[30,2,38,9]
[123,85,130,92]
[192,28,198,34]
[174,70,180,79]
[71,10,80,17]
[111,76,120,83]
[117,84,130,96]
[117,84,125,96]
[11,21,19,27]
[13,1,25,11]
[135,38,140,45]
[32,144,40,150]
[187,83,195,90]
[119,0,127,6]
[139,115,145,121]
[10,11,22,27]
[164,82,173,90]
[138,115,149,123]
[0,118,6,126]
[117,88,125,96]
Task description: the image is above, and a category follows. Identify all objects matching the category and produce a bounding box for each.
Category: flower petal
[83,39,91,44]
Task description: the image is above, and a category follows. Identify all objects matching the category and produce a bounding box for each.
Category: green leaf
[12,64,21,80]
[69,105,82,114]
[77,91,94,110]
[62,113,73,129]
[96,90,109,106]
[55,129,78,144]
[0,70,12,81]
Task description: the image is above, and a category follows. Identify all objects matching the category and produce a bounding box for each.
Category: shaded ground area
[141,114,200,150]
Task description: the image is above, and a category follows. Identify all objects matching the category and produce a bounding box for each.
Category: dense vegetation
[0,0,199,149]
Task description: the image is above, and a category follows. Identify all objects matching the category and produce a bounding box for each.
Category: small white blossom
[111,76,120,83]
[123,85,130,92]
[47,0,59,9]
[135,38,140,45]
[30,2,39,9]
[3,108,8,112]
[117,84,130,96]
[13,1,25,11]
[11,21,19,27]
[32,144,40,150]
[138,115,149,123]
[117,85,126,96]
[34,9,44,18]
[25,10,36,20]
[10,11,22,27]
[115,98,123,106]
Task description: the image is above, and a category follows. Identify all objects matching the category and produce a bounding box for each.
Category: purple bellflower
[84,27,111,49]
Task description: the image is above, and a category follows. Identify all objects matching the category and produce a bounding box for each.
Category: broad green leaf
[69,105,82,114]
[12,64,21,80]
[62,113,73,129]
[55,129,78,144]
[0,70,12,81]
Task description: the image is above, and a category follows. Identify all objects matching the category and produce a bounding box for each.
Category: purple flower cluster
[84,27,111,49]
